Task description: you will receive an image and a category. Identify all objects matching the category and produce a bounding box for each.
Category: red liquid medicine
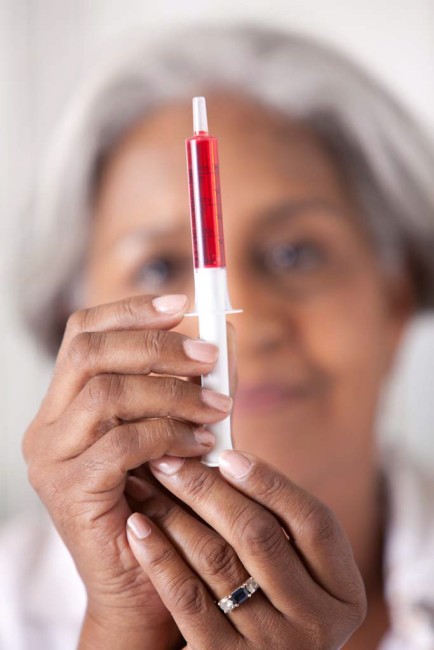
[186,132,226,269]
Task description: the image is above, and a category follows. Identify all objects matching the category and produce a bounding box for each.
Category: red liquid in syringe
[186,131,226,269]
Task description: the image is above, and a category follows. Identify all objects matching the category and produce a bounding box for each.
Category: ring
[217,577,259,614]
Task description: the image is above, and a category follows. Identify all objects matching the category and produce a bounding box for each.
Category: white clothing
[379,452,434,649]
[1,451,434,649]
[0,514,85,649]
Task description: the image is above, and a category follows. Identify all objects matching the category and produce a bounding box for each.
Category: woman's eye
[262,242,324,273]
[133,257,188,288]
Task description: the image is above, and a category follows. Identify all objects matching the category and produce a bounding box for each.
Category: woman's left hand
[125,451,366,649]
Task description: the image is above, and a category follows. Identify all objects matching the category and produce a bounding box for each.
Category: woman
[4,24,434,649]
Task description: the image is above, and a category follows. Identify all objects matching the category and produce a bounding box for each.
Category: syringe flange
[184,309,243,318]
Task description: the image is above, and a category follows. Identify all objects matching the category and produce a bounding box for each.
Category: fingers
[61,294,189,353]
[125,476,274,638]
[218,451,366,608]
[69,420,215,493]
[49,375,232,459]
[146,455,365,625]
[42,294,190,421]
[126,512,239,649]
[67,329,219,380]
[145,456,321,616]
[52,328,220,422]
[126,476,249,599]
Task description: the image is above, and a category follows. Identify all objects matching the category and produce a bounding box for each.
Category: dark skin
[23,94,411,648]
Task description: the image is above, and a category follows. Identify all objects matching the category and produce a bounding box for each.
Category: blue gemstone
[232,587,249,605]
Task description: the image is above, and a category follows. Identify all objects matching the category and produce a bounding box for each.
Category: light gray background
[1,0,433,522]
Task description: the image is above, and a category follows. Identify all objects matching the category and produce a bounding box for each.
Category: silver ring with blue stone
[217,577,259,614]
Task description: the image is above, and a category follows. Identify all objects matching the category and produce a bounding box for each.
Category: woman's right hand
[22,294,232,648]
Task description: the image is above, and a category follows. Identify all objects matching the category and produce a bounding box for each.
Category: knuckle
[159,377,190,411]
[161,417,180,441]
[109,422,141,458]
[23,420,59,468]
[238,509,283,557]
[116,296,138,323]
[83,374,126,410]
[299,503,339,546]
[27,460,44,493]
[357,588,368,620]
[27,459,61,503]
[148,418,181,451]
[183,466,217,500]
[344,586,368,626]
[161,376,179,401]
[167,574,209,617]
[141,419,171,453]
[141,329,164,361]
[113,418,187,463]
[201,538,240,581]
[65,308,90,336]
[304,617,332,650]
[254,471,286,503]
[68,331,106,368]
[147,544,178,575]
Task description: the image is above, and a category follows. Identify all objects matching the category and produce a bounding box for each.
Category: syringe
[185,96,241,467]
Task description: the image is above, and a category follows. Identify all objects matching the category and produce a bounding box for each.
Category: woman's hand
[22,294,233,649]
[126,451,367,650]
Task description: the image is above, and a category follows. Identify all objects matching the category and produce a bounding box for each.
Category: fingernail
[127,513,152,539]
[184,339,219,363]
[152,294,187,314]
[219,450,253,479]
[201,388,233,412]
[194,427,216,446]
[149,456,185,476]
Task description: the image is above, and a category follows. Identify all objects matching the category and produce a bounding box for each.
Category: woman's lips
[234,382,310,415]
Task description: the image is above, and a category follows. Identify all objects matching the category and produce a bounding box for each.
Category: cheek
[255,275,396,487]
[84,263,121,306]
[300,274,394,392]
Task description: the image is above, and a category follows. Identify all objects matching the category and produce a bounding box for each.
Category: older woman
[3,24,434,650]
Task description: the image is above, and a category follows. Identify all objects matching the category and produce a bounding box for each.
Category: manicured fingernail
[194,427,216,446]
[184,339,219,363]
[219,450,253,478]
[201,388,233,412]
[149,456,185,476]
[152,294,187,314]
[127,513,152,539]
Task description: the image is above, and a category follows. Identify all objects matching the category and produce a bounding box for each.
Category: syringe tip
[193,96,208,134]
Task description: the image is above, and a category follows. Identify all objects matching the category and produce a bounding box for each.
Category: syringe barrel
[186,135,226,269]
[195,267,233,466]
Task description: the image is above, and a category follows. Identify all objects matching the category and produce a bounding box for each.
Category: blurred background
[1,0,433,522]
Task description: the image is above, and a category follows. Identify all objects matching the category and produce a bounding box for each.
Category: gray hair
[19,24,434,355]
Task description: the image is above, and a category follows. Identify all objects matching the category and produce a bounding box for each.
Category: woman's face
[86,95,409,517]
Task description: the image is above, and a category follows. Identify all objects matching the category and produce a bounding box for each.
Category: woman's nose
[227,273,294,359]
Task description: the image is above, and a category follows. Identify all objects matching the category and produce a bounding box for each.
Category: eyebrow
[254,198,346,229]
[114,222,191,249]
